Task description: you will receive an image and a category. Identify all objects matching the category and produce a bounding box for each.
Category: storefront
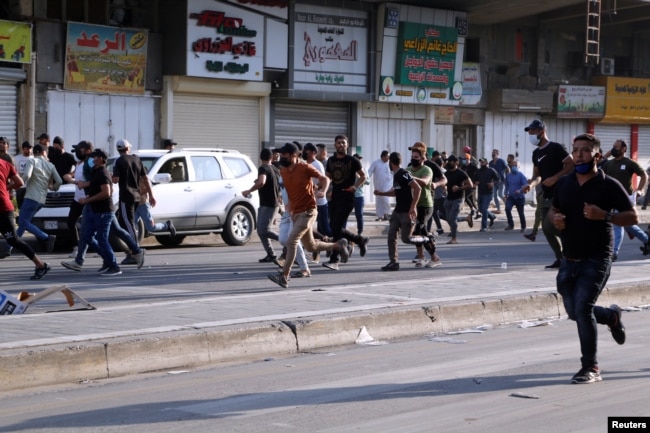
[0,73,21,145]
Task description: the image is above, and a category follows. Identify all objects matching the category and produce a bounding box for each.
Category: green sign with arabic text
[394,22,458,89]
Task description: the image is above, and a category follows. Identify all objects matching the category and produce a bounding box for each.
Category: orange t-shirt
[280,162,321,214]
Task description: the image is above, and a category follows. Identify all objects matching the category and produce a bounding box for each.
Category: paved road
[1,206,650,391]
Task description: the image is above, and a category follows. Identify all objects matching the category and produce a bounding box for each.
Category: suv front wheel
[221,205,254,246]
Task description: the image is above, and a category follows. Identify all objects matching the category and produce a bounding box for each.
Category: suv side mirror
[153,173,172,184]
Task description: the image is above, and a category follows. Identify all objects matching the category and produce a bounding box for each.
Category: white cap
[116,139,132,151]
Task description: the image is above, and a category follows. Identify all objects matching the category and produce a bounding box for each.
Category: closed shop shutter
[0,81,18,146]
[593,124,631,151]
[636,125,650,169]
[273,100,350,148]
[173,94,260,160]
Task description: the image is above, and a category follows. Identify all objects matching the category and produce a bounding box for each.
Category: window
[191,156,222,181]
[160,157,187,182]
[224,156,252,178]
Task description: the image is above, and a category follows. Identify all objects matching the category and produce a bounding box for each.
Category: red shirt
[0,159,17,212]
[280,162,321,214]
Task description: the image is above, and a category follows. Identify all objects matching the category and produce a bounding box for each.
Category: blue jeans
[354,196,364,235]
[316,204,331,237]
[492,181,504,211]
[556,257,616,368]
[76,204,99,265]
[17,198,48,241]
[85,210,118,269]
[443,198,464,238]
[505,196,526,230]
[478,193,495,230]
[613,223,648,255]
[110,213,142,254]
[136,202,166,232]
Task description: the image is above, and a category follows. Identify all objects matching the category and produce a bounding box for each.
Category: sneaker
[322,261,339,271]
[489,215,495,228]
[46,235,57,253]
[0,249,10,259]
[258,255,277,263]
[338,239,350,263]
[30,263,51,280]
[612,254,618,262]
[545,259,561,269]
[640,242,650,255]
[571,366,601,384]
[425,259,442,268]
[608,304,626,345]
[273,256,286,268]
[436,228,444,235]
[504,225,514,231]
[414,258,427,268]
[268,272,289,288]
[291,270,311,278]
[100,266,122,276]
[97,264,110,273]
[61,260,83,272]
[133,250,145,269]
[358,236,369,257]
[524,233,536,242]
[466,214,473,228]
[68,246,78,258]
[381,261,400,271]
[166,220,177,238]
[121,255,137,265]
[479,228,487,232]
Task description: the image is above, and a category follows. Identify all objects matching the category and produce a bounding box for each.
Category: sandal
[291,270,311,278]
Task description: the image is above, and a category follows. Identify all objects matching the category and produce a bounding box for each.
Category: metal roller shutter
[0,81,17,145]
[636,126,650,169]
[172,94,260,160]
[593,124,631,151]
[273,101,350,148]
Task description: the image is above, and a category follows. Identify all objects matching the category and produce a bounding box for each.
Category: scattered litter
[509,392,540,399]
[519,320,553,328]
[355,326,388,345]
[311,289,326,292]
[428,336,468,344]
[263,357,275,362]
[78,379,93,384]
[233,272,243,275]
[445,324,493,335]
[167,370,189,375]
[341,299,351,303]
[473,378,483,384]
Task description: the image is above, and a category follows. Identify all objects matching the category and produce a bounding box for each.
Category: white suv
[32,148,260,247]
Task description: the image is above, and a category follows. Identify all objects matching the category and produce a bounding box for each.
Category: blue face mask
[510,166,518,174]
[87,158,95,168]
[575,160,595,174]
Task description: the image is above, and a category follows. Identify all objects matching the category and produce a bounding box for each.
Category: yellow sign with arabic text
[0,20,32,64]
[593,76,650,124]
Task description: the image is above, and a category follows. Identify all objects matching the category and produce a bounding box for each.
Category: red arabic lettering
[192,37,256,56]
[190,10,243,29]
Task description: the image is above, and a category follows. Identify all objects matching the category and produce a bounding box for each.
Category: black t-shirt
[532,141,569,198]
[258,163,280,207]
[50,151,76,182]
[445,168,469,201]
[474,166,500,195]
[424,159,444,183]
[553,170,632,260]
[88,166,114,214]
[326,154,362,201]
[113,154,146,203]
[393,168,415,213]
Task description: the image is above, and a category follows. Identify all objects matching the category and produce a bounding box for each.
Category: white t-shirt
[73,161,88,202]
[310,159,327,206]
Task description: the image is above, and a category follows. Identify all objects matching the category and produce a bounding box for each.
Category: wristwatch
[604,211,613,222]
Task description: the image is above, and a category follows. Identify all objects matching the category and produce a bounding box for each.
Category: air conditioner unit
[601,58,615,76]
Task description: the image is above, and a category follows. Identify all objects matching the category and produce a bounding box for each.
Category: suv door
[150,156,196,230]
[190,155,233,229]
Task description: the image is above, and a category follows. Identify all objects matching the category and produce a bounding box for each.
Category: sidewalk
[1,203,650,392]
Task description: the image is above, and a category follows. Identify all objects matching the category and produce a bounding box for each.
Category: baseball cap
[353,153,362,159]
[21,141,32,148]
[53,136,63,145]
[90,149,108,160]
[37,133,49,140]
[116,139,132,151]
[303,142,317,152]
[524,119,546,131]
[408,141,427,154]
[275,142,299,155]
[463,146,472,153]
[479,157,488,163]
[73,140,92,151]
[447,154,458,162]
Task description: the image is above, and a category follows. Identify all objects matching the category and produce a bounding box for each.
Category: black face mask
[279,157,292,167]
[445,163,454,170]
[301,151,309,160]
[411,159,421,167]
[75,150,85,160]
[611,148,621,158]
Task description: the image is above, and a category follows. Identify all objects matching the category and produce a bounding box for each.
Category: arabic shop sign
[64,22,148,95]
[592,76,650,124]
[292,3,368,94]
[557,85,605,119]
[0,20,32,64]
[394,22,457,90]
[187,0,264,81]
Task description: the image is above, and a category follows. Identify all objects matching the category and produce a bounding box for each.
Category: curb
[1,285,648,392]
